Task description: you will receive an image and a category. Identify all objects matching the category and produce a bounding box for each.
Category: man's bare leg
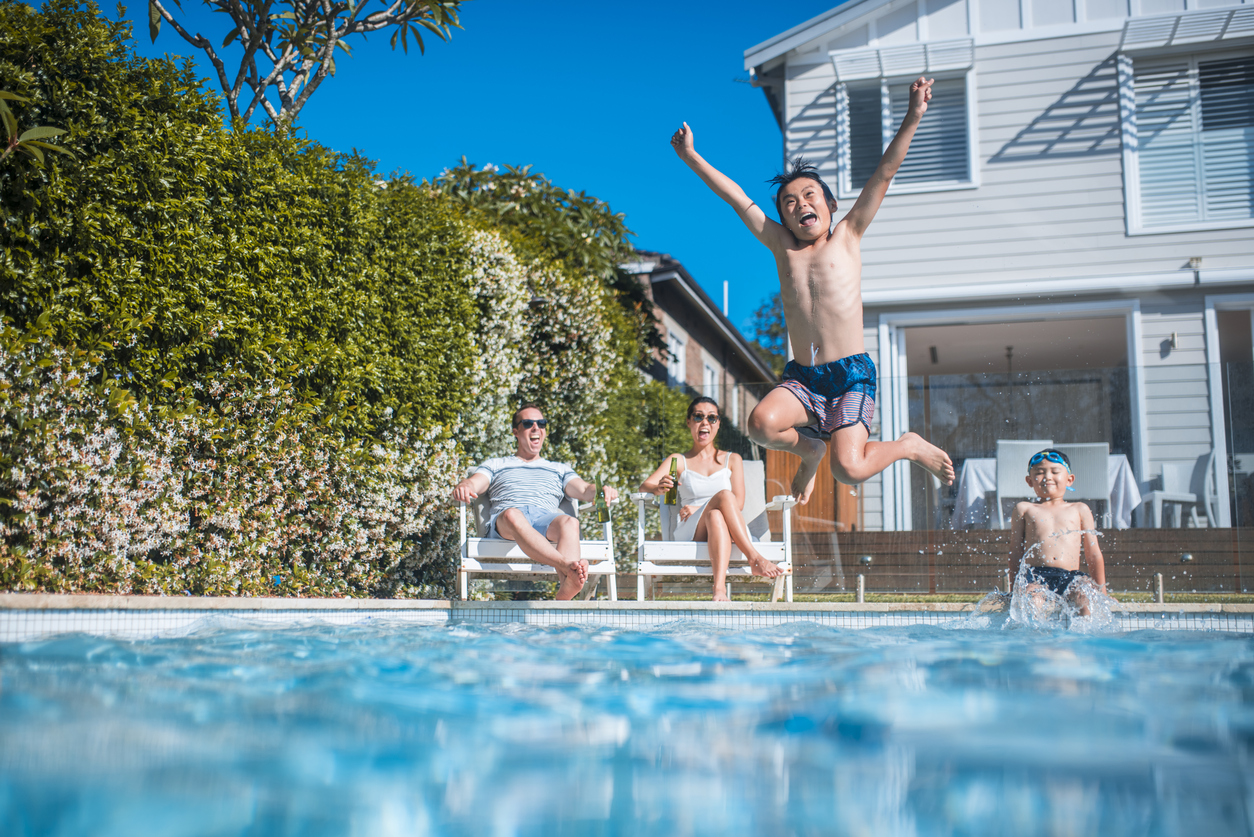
[699,490,784,578]
[748,388,827,504]
[701,508,732,601]
[829,423,954,486]
[495,510,587,600]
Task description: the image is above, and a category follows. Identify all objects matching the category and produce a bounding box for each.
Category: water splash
[961,533,1118,632]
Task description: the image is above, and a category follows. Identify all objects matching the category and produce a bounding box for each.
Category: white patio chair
[1055,443,1111,527]
[1143,452,1218,528]
[458,495,618,601]
[993,439,1054,528]
[631,460,797,602]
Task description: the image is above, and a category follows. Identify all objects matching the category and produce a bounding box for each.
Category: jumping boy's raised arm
[842,76,934,239]
[671,122,790,251]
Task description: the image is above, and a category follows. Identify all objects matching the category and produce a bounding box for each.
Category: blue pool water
[2,619,1253,836]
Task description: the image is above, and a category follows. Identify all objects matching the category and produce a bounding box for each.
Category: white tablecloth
[950,454,1142,530]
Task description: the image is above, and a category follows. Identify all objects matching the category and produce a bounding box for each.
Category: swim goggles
[1028,450,1076,490]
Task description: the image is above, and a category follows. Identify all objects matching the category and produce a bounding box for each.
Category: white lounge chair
[458,495,618,601]
[993,439,1053,528]
[1055,443,1112,527]
[631,460,797,602]
[1143,452,1219,528]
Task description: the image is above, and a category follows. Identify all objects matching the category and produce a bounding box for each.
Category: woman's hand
[658,474,677,493]
[678,504,698,522]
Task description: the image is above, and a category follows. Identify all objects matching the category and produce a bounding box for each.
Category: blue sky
[118,0,843,335]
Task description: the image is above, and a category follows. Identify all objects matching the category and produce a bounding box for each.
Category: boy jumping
[671,76,954,503]
[1009,449,1108,615]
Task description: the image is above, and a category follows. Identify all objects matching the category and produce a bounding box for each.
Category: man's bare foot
[901,432,955,485]
[748,554,784,578]
[713,588,731,602]
[554,559,588,600]
[790,435,827,504]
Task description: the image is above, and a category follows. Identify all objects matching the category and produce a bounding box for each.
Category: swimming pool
[2,618,1252,836]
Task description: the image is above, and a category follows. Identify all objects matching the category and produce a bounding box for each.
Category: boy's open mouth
[799,212,818,227]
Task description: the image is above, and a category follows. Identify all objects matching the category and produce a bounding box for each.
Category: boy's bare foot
[748,554,785,578]
[554,559,588,600]
[901,432,955,485]
[790,434,827,504]
[713,588,731,602]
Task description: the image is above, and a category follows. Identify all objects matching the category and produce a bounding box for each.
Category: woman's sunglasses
[690,413,720,425]
[514,419,548,430]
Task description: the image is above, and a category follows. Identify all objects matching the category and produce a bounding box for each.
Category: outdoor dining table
[949,454,1142,530]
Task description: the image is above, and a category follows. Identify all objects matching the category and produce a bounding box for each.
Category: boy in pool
[670,76,954,504]
[1009,449,1108,615]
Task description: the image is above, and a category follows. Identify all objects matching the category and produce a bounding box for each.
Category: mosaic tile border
[1,596,1251,641]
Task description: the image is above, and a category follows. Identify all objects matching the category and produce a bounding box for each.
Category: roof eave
[742,0,894,71]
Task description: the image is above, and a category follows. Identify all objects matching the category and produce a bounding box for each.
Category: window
[1122,52,1254,233]
[703,363,719,400]
[843,76,972,192]
[667,332,685,385]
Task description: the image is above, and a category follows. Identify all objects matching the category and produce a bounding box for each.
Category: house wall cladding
[778,6,1252,296]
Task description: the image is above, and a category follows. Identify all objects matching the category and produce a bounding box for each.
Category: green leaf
[23,141,75,157]
[0,91,30,103]
[18,126,64,142]
[222,26,239,47]
[17,143,44,164]
[148,0,161,40]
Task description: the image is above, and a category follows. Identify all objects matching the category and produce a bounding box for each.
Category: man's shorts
[777,353,877,440]
[1025,565,1089,597]
[487,504,569,540]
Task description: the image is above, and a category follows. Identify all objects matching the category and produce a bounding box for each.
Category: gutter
[862,267,1254,308]
[651,270,777,383]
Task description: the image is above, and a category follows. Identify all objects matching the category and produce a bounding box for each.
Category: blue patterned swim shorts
[777,353,877,440]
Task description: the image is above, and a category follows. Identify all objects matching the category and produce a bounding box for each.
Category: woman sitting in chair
[640,396,785,601]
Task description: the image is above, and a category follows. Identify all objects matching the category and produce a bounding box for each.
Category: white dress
[672,454,734,542]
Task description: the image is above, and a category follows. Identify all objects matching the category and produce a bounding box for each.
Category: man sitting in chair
[451,404,618,600]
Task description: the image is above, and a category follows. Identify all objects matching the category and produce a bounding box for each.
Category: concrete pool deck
[2,593,1253,640]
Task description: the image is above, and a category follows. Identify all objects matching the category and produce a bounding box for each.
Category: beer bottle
[663,457,679,505]
[595,480,611,524]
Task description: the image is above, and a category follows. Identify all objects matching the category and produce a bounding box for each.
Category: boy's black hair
[1027,448,1071,470]
[767,158,837,224]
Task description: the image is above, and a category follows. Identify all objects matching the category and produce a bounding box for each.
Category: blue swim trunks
[777,353,876,439]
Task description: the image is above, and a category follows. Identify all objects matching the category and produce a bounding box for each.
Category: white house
[745,0,1253,531]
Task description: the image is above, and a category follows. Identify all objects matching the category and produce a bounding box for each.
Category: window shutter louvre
[890,78,970,184]
[848,84,883,187]
[1199,57,1254,221]
[1134,62,1202,227]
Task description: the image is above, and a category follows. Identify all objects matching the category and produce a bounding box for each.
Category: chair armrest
[629,492,657,506]
[576,495,620,513]
[765,495,797,512]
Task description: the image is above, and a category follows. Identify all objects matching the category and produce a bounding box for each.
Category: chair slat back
[996,440,1054,498]
[1055,443,1109,501]
[742,459,770,542]
[1161,462,1195,494]
[1192,451,1218,523]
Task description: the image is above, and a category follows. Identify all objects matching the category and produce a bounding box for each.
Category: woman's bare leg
[695,508,732,601]
[701,490,784,578]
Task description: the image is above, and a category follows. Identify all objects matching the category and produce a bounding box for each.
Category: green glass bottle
[595,480,611,524]
[663,457,679,506]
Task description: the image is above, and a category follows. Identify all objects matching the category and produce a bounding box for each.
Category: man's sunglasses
[690,413,720,424]
[514,419,548,430]
[1028,450,1070,472]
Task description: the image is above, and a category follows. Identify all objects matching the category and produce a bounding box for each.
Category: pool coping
[3,593,1253,614]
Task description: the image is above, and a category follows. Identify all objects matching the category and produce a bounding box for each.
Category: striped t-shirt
[472,456,578,518]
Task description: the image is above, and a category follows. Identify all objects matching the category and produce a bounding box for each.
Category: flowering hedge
[0,0,674,597]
